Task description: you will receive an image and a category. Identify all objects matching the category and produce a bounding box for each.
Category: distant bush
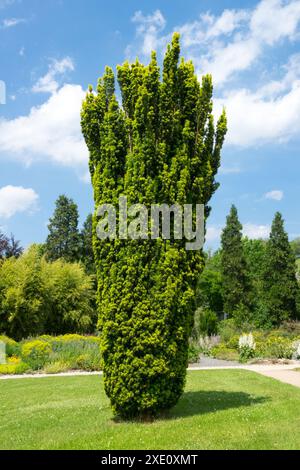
[256,336,294,359]
[238,333,256,362]
[0,246,96,340]
[211,345,239,361]
[21,340,52,370]
[0,361,30,375]
[218,319,240,343]
[0,335,20,357]
[43,360,72,374]
[0,334,102,374]
[192,308,218,338]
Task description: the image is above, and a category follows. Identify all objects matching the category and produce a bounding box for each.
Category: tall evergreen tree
[81,34,227,418]
[221,205,252,323]
[46,195,80,263]
[263,212,299,324]
[80,214,95,273]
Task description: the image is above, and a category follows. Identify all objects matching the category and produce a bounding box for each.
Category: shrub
[47,335,102,371]
[21,340,52,370]
[0,335,20,357]
[293,341,300,359]
[0,361,30,375]
[43,361,71,374]
[256,336,294,359]
[218,319,239,343]
[211,345,239,361]
[188,342,201,363]
[192,308,218,338]
[226,334,240,349]
[238,333,256,362]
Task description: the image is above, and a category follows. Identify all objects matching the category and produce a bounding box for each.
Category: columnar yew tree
[263,212,299,325]
[81,34,227,418]
[221,205,252,323]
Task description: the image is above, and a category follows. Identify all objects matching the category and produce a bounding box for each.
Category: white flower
[293,341,300,359]
[239,333,256,350]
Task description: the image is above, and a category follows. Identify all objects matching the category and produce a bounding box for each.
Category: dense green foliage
[262,212,299,325]
[0,334,102,375]
[220,205,252,324]
[80,214,95,273]
[0,246,96,339]
[2,372,300,450]
[46,195,81,263]
[81,34,227,417]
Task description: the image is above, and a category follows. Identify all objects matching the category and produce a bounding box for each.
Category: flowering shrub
[293,341,300,359]
[238,333,256,362]
[21,340,52,370]
[256,336,294,359]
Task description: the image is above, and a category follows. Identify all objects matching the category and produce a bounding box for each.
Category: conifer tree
[46,195,80,263]
[81,34,227,418]
[221,205,252,323]
[80,214,95,273]
[263,212,298,324]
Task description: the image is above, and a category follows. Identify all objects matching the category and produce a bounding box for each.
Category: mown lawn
[1,370,300,450]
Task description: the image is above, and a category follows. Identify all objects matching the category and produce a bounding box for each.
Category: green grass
[1,370,300,450]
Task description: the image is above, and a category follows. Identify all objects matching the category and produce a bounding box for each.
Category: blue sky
[0,0,300,250]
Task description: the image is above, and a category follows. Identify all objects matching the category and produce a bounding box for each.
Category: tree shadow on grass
[165,390,269,419]
[112,391,269,423]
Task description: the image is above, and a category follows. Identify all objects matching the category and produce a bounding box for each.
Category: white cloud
[264,190,284,200]
[1,17,25,28]
[0,84,88,169]
[250,0,300,45]
[206,226,222,242]
[0,186,39,219]
[243,223,270,239]
[125,1,300,147]
[128,1,300,84]
[0,0,15,9]
[215,78,300,146]
[206,222,271,243]
[127,10,166,58]
[32,57,74,94]
[219,166,242,175]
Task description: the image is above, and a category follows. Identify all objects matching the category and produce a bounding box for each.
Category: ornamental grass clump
[81,34,227,418]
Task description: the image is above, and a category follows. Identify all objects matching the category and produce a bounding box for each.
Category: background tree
[81,33,227,418]
[0,231,23,259]
[80,213,95,273]
[220,205,253,325]
[0,245,96,339]
[0,231,9,259]
[5,234,23,258]
[262,212,299,324]
[242,237,269,327]
[290,237,300,258]
[46,195,81,262]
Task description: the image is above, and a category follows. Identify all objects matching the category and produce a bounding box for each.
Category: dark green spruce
[263,212,299,325]
[46,195,81,263]
[220,205,253,324]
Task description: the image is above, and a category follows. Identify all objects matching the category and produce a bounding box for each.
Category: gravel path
[190,355,240,368]
[1,360,300,388]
